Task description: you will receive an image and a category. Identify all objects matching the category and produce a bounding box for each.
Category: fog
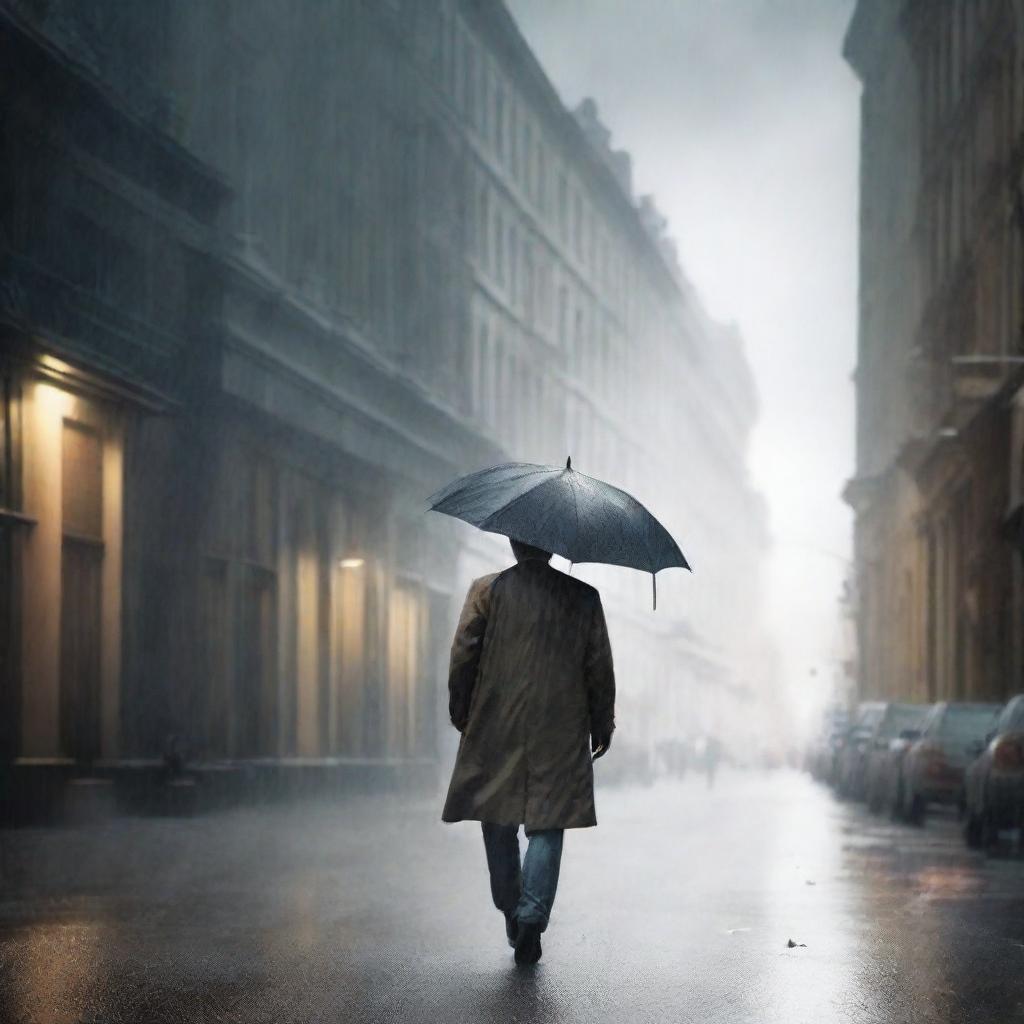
[9,3,1024,1019]
[1,0,864,805]
[509,0,860,735]
[1,0,865,827]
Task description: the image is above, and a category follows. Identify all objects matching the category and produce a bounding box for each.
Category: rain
[1,2,1023,1022]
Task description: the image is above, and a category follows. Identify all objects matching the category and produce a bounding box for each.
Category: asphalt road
[1,771,1023,1024]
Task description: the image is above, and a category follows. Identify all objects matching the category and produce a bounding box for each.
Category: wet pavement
[1,771,1023,1023]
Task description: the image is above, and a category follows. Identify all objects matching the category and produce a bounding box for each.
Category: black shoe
[504,911,519,949]
[514,921,542,965]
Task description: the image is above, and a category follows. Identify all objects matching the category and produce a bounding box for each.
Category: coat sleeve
[584,592,616,740]
[447,576,493,732]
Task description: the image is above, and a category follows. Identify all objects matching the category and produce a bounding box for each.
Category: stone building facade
[844,0,1024,706]
[1,0,769,814]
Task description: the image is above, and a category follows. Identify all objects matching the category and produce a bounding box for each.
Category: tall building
[844,0,1024,706]
[1,0,770,815]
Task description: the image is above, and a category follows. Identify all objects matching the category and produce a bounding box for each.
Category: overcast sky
[508,0,860,731]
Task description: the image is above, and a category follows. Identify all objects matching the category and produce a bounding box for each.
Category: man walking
[442,539,616,965]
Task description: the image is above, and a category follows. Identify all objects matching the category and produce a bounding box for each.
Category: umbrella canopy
[428,458,690,608]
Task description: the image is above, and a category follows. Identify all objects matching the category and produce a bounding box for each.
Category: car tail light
[993,738,1024,771]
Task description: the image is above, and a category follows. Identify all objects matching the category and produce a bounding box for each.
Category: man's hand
[591,732,612,761]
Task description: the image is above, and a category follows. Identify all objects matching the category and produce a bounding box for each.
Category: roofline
[463,0,686,302]
[843,0,907,81]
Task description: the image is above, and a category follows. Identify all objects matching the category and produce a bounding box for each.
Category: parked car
[963,695,1024,849]
[863,703,931,811]
[875,727,925,819]
[835,702,886,798]
[901,702,1002,824]
[806,706,849,783]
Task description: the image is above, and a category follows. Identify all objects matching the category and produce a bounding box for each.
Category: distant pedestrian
[442,539,616,965]
[705,735,721,789]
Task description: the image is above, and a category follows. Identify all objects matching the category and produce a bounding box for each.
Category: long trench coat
[441,558,616,832]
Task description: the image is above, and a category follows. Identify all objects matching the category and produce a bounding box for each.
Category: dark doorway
[235,566,276,757]
[60,538,102,762]
[199,559,230,758]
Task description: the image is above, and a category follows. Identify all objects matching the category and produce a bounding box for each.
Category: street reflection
[744,775,876,1023]
[912,866,984,902]
[8,919,105,1024]
[2,775,1023,1023]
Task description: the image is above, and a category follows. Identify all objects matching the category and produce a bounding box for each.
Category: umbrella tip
[566,455,572,470]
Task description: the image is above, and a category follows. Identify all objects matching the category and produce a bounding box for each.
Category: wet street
[1,771,1022,1024]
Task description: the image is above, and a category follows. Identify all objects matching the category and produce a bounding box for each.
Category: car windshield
[1000,700,1024,733]
[879,705,924,738]
[939,706,999,742]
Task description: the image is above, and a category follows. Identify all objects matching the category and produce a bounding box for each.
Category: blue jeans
[481,823,564,932]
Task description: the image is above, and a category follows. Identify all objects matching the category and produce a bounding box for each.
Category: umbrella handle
[652,572,657,611]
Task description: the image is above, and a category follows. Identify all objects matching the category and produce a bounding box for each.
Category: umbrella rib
[569,470,581,556]
[629,493,657,572]
[427,464,552,510]
[476,472,560,533]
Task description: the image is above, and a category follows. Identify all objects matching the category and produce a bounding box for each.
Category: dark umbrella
[428,457,690,609]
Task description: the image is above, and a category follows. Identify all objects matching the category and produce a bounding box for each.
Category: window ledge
[0,508,37,528]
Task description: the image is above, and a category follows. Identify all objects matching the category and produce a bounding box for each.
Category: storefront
[0,344,168,815]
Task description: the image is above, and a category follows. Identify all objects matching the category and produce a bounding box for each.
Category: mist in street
[3,1,1024,1022]
[6,774,1023,1024]
[510,0,860,733]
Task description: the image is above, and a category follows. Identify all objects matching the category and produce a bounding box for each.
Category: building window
[601,327,611,397]
[537,144,547,213]
[62,422,102,539]
[494,77,505,160]
[494,210,505,283]
[509,102,519,180]
[475,322,488,416]
[523,121,533,197]
[440,1,453,92]
[508,223,518,302]
[573,191,584,258]
[537,374,547,453]
[523,240,535,324]
[574,306,585,376]
[557,172,568,241]
[454,25,465,113]
[488,330,500,428]
[536,253,550,330]
[477,183,489,268]
[466,43,478,131]
[493,335,505,430]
